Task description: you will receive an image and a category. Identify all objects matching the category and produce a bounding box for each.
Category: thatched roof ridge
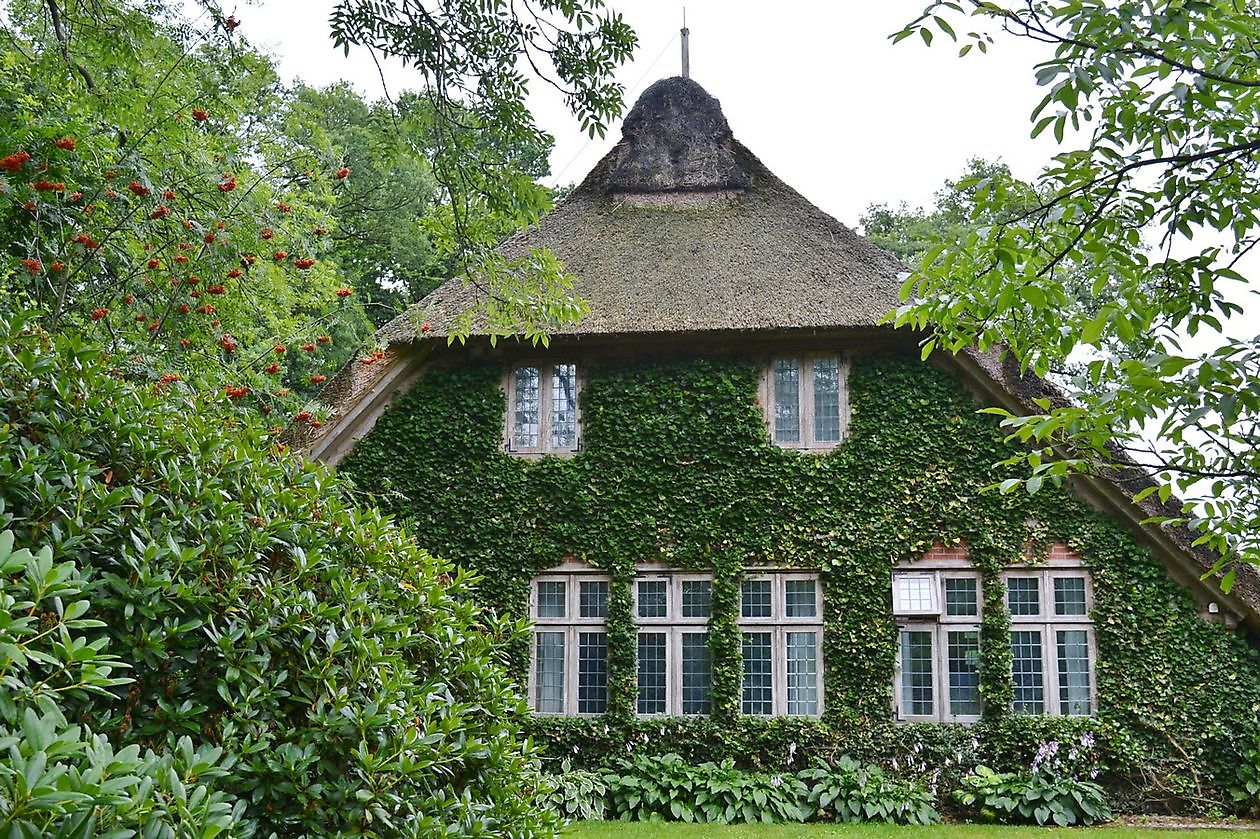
[376,77,905,344]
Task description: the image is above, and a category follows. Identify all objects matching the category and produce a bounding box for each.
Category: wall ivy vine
[339,352,1260,809]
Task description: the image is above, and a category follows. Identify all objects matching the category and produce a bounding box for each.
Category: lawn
[565,822,1260,838]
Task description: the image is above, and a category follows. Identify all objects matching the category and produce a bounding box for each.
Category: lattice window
[737,572,824,716]
[506,363,581,455]
[765,355,850,450]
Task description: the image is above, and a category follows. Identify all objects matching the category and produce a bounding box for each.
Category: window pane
[681,632,712,715]
[773,359,800,443]
[947,630,982,717]
[741,632,773,714]
[944,577,978,616]
[579,580,608,619]
[786,631,819,715]
[812,357,842,443]
[637,632,667,715]
[741,579,772,618]
[1054,577,1088,617]
[577,632,608,713]
[1007,578,1041,616]
[536,581,566,618]
[785,579,817,618]
[1011,630,1045,714]
[681,580,712,618]
[899,630,934,717]
[535,632,565,713]
[637,580,667,618]
[512,366,540,449]
[551,363,578,449]
[1057,630,1092,715]
[894,576,935,612]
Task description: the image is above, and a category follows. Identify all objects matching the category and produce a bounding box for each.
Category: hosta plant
[798,756,939,825]
[954,764,1111,826]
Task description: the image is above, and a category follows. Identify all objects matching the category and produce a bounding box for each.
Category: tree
[891,1,1260,576]
[329,0,636,343]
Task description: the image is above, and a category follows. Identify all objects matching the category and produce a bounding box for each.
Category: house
[303,76,1260,807]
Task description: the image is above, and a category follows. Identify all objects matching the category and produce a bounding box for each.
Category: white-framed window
[737,572,824,716]
[529,566,611,715]
[633,572,714,716]
[891,561,1095,722]
[505,362,580,455]
[891,569,983,723]
[762,355,850,450]
[1005,570,1095,717]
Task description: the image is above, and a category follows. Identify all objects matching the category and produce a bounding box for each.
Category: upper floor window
[738,572,823,716]
[506,363,579,455]
[529,567,609,715]
[765,356,849,450]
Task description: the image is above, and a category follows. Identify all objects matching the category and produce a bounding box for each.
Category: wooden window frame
[504,361,582,457]
[760,355,851,451]
[736,570,825,717]
[528,567,611,716]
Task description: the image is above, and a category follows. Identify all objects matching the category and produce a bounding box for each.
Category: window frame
[504,361,582,457]
[1004,569,1096,717]
[736,570,825,717]
[761,354,851,451]
[631,570,717,717]
[528,566,612,716]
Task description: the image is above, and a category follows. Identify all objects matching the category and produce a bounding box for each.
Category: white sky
[232,1,1057,227]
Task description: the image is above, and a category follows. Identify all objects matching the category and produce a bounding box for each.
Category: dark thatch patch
[606,76,748,193]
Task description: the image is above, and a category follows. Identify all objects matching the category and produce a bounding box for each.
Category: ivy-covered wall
[338,350,1260,810]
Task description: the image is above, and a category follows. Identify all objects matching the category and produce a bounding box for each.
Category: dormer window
[506,363,579,455]
[765,356,849,450]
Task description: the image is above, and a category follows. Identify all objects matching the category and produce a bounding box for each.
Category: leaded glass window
[681,580,712,618]
[1054,577,1088,617]
[637,580,667,619]
[741,632,773,714]
[785,579,817,618]
[944,577,978,617]
[1011,630,1045,714]
[577,631,608,713]
[536,581,566,618]
[1057,630,1091,715]
[767,355,848,449]
[534,632,565,713]
[636,632,667,715]
[579,580,608,619]
[681,632,712,715]
[899,630,934,717]
[813,358,842,442]
[507,362,580,454]
[512,365,540,449]
[1007,578,1041,616]
[786,631,819,715]
[741,579,772,618]
[551,364,577,448]
[947,630,981,717]
[772,359,801,443]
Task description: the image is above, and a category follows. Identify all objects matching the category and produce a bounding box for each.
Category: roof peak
[605,76,749,194]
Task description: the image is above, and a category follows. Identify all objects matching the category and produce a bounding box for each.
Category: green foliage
[798,757,939,825]
[891,1,1260,569]
[0,529,245,835]
[542,760,608,822]
[0,311,557,837]
[1229,735,1260,817]
[328,0,637,343]
[954,764,1111,826]
[602,753,807,824]
[340,352,1260,812]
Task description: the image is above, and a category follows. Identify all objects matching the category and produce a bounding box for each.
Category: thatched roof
[377,76,904,343]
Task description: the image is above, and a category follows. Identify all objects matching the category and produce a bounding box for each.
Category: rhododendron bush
[0,311,558,834]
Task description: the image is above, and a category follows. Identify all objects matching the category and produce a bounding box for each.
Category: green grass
[565,822,1260,838]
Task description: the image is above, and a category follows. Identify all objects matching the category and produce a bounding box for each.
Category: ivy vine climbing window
[633,571,714,716]
[506,362,580,455]
[763,356,850,450]
[892,568,983,724]
[1005,570,1095,716]
[529,566,610,715]
[737,572,823,716]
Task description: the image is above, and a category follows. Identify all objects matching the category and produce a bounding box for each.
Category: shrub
[0,313,556,837]
[953,764,1111,826]
[602,753,807,823]
[541,760,607,821]
[0,530,244,835]
[798,756,939,825]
